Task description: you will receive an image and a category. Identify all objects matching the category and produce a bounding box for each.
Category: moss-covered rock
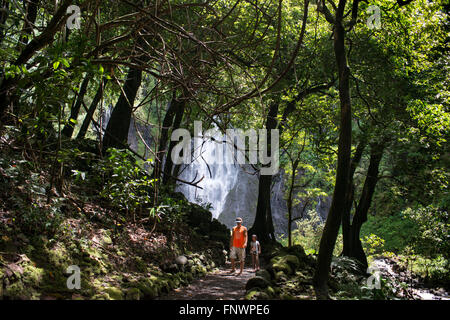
[22,264,44,286]
[4,281,25,299]
[185,272,194,281]
[265,286,275,298]
[245,289,270,300]
[101,231,113,245]
[274,270,287,281]
[158,279,171,294]
[280,245,307,260]
[169,278,180,289]
[270,254,301,275]
[255,269,272,282]
[134,256,148,273]
[192,264,207,276]
[47,244,71,269]
[92,293,111,300]
[125,288,141,300]
[185,205,212,234]
[24,245,35,255]
[131,278,158,299]
[104,287,124,300]
[280,293,295,300]
[245,276,270,291]
[284,255,300,270]
[272,260,292,275]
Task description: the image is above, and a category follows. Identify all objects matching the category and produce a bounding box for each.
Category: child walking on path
[250,235,261,271]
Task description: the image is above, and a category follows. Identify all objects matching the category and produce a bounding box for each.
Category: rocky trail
[158,268,254,300]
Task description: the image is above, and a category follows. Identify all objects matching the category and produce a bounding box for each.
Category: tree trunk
[314,2,353,299]
[102,67,142,152]
[18,0,39,47]
[267,194,276,241]
[250,174,273,243]
[77,78,108,140]
[62,73,91,138]
[249,101,279,244]
[287,159,300,247]
[348,143,384,269]
[342,140,366,255]
[152,94,179,182]
[162,98,186,185]
[0,0,9,45]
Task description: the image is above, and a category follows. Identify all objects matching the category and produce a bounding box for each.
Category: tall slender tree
[314,0,358,298]
[62,73,91,138]
[102,67,142,152]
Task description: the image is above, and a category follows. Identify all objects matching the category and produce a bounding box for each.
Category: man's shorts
[230,246,245,261]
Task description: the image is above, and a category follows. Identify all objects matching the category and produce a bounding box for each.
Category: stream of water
[372,258,450,300]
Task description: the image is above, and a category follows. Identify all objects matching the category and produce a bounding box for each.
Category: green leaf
[61,58,70,68]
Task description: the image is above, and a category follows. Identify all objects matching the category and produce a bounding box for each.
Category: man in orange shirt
[229,217,247,276]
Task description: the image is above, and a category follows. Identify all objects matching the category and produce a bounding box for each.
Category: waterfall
[177,129,240,220]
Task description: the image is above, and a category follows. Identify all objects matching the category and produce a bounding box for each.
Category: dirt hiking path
[158,268,254,300]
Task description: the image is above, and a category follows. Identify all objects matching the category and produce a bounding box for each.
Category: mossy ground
[0,199,227,300]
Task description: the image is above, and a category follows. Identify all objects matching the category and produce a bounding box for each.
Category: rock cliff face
[216,165,259,229]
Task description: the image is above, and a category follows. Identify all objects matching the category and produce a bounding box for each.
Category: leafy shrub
[97,148,156,216]
[362,233,385,256]
[281,210,343,256]
[20,201,64,236]
[360,212,419,253]
[0,154,63,236]
[403,205,449,258]
[411,255,449,282]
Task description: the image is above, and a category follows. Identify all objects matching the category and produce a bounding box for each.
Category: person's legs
[230,258,235,273]
[256,254,260,271]
[251,254,255,270]
[229,247,236,273]
[236,248,245,276]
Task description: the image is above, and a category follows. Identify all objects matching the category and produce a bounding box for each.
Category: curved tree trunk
[342,140,366,255]
[348,143,384,269]
[152,93,179,182]
[77,78,108,140]
[62,73,91,138]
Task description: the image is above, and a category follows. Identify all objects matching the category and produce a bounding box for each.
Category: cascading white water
[176,129,240,219]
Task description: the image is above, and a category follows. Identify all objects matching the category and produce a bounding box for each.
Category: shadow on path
[158,268,254,300]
